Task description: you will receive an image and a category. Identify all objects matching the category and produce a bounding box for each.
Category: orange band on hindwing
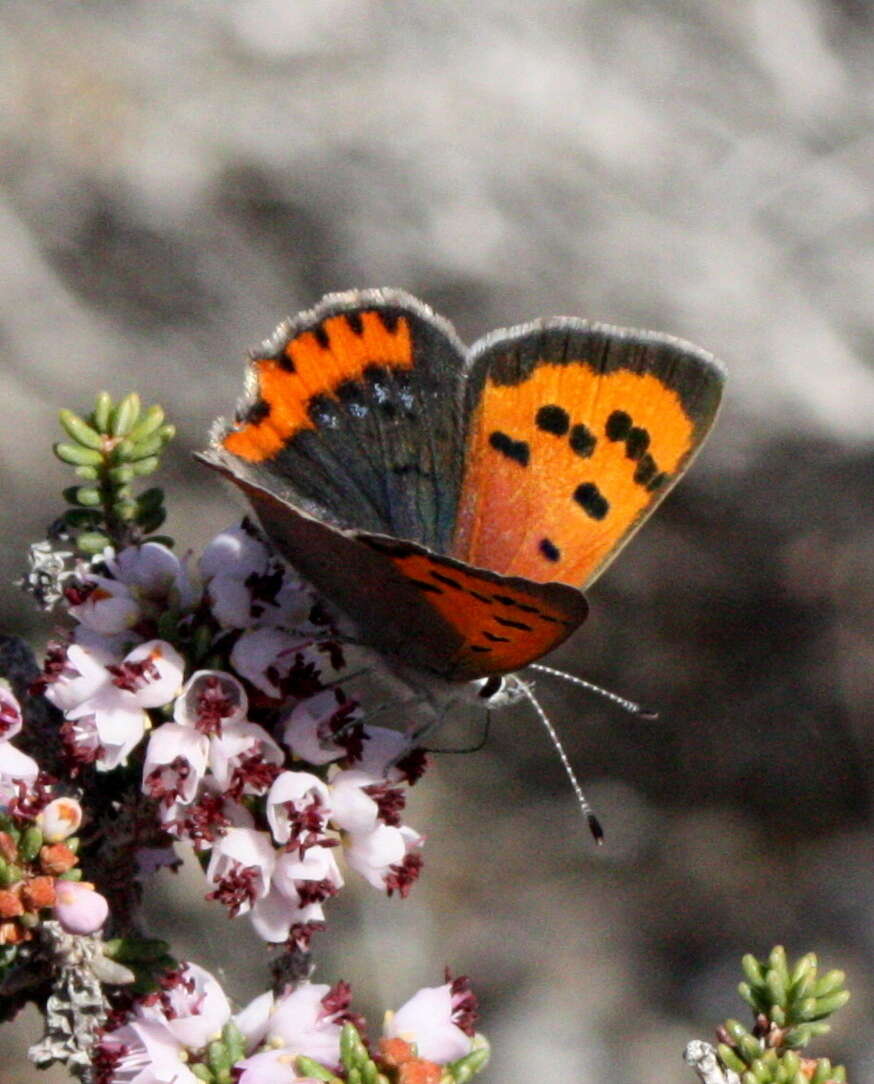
[223,311,414,461]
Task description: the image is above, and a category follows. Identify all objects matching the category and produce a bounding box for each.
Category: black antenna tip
[587,812,605,844]
[635,705,660,721]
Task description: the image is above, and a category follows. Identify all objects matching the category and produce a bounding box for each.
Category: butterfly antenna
[519,682,604,845]
[528,663,659,720]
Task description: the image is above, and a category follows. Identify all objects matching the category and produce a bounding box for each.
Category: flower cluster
[0,684,109,947]
[36,525,428,945]
[95,962,486,1084]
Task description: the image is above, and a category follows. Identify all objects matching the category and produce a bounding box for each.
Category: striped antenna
[528,663,658,720]
[519,681,603,845]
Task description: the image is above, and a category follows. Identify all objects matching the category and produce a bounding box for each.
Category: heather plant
[0,393,850,1082]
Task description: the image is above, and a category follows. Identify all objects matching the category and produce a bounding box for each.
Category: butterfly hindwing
[355,533,588,679]
[452,321,725,587]
[213,289,468,552]
[192,461,587,679]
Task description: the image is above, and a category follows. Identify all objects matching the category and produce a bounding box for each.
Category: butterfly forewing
[215,289,468,552]
[452,322,725,588]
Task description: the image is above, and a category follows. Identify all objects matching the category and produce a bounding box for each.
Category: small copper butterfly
[199,289,724,684]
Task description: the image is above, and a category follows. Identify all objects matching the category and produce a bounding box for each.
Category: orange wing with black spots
[452,321,724,587]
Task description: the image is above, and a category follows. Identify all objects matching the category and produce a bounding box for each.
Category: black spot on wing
[489,431,530,466]
[625,426,650,460]
[535,404,570,435]
[346,311,364,335]
[482,631,511,643]
[574,482,610,520]
[493,615,534,631]
[430,570,464,590]
[313,323,330,349]
[539,538,561,562]
[569,423,596,458]
[407,578,444,595]
[605,410,631,440]
[242,398,271,425]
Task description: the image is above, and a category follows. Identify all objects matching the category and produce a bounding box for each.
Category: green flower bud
[19,825,44,863]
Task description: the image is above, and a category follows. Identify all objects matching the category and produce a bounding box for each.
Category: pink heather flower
[0,685,23,740]
[97,1017,200,1084]
[0,742,39,805]
[235,1048,322,1083]
[109,541,195,610]
[328,769,391,834]
[206,827,276,916]
[230,628,318,698]
[250,891,325,944]
[384,978,477,1064]
[345,824,424,897]
[160,779,254,846]
[66,686,149,771]
[264,982,346,1069]
[108,640,185,708]
[200,522,269,582]
[54,880,109,934]
[232,988,275,1051]
[201,522,314,632]
[142,724,210,806]
[271,845,343,906]
[43,643,113,713]
[266,771,331,848]
[354,724,418,781]
[282,690,362,766]
[38,797,83,842]
[207,721,284,798]
[139,962,232,1050]
[173,670,248,735]
[66,575,140,635]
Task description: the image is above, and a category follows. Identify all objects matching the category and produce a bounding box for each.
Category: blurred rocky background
[1,1,872,1080]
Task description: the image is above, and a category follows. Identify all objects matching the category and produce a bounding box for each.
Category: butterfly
[198,288,724,690]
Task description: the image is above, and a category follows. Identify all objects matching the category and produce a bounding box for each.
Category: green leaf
[74,464,100,480]
[131,455,160,477]
[59,409,104,450]
[77,532,111,555]
[127,404,166,443]
[137,486,165,511]
[294,1055,340,1082]
[54,442,104,467]
[811,990,850,1017]
[448,1044,490,1083]
[812,969,845,998]
[111,393,141,437]
[93,391,113,432]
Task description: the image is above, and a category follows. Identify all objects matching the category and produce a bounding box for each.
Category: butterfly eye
[478,675,504,699]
